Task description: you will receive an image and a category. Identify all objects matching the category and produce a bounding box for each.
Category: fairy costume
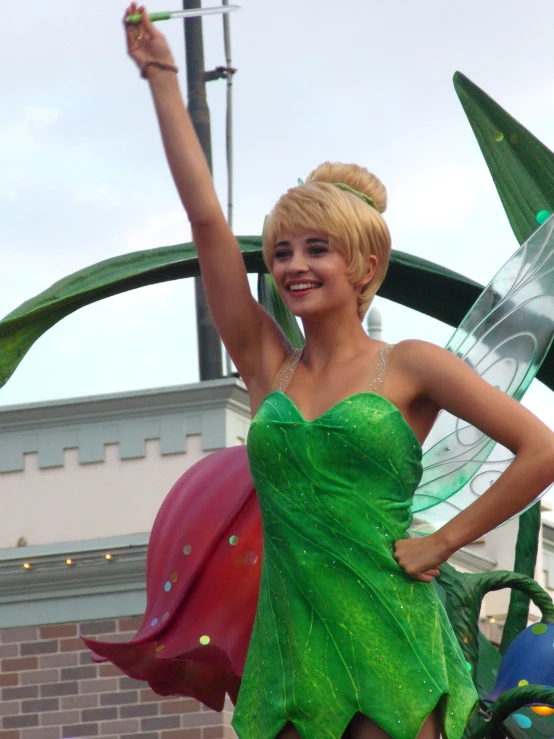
[84,345,478,739]
[231,346,477,738]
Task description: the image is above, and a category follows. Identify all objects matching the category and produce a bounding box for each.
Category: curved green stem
[472,687,554,738]
[438,564,554,678]
[501,502,542,654]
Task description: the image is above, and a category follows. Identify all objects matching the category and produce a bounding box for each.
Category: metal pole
[183,0,223,380]
[222,0,234,377]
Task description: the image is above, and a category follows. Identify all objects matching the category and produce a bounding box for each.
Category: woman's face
[270,229,363,319]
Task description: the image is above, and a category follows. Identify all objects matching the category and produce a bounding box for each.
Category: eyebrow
[273,237,329,248]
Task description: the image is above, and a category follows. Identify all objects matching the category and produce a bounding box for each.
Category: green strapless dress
[232,391,478,739]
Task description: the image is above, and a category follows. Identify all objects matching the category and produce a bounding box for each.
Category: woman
[122,6,554,737]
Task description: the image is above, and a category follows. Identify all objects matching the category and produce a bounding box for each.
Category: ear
[357,255,379,289]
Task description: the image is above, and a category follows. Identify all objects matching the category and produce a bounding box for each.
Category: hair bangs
[263,184,336,265]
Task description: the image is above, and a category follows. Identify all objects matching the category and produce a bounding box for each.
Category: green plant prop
[256,273,304,348]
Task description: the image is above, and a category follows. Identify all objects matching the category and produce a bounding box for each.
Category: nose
[287,248,309,273]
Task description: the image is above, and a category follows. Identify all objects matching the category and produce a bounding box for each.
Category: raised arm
[123,4,287,393]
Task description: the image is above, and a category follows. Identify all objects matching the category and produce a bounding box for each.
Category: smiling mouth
[287,282,322,293]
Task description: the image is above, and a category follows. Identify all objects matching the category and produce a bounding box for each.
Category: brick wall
[0,618,236,739]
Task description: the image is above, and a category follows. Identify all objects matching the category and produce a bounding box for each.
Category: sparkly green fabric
[232,391,478,739]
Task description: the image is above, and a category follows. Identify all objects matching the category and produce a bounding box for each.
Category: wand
[125,5,240,24]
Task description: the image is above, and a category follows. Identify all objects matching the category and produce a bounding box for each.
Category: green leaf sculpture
[257,273,304,348]
[0,244,482,392]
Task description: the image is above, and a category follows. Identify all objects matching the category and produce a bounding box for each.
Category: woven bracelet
[140,61,179,79]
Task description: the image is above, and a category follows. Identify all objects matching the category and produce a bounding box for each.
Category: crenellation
[0,380,250,473]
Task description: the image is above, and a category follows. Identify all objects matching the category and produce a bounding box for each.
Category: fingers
[413,569,440,583]
[123,2,147,57]
[139,5,157,35]
[123,2,138,25]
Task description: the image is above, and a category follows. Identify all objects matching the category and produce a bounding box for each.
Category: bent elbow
[528,440,554,486]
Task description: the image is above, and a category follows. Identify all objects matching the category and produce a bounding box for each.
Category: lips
[286,281,322,293]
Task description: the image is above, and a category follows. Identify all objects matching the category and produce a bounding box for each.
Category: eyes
[274,245,329,261]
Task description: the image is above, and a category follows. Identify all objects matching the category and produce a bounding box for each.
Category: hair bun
[305,162,387,214]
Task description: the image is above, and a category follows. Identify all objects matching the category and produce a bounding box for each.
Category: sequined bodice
[248,390,423,542]
[233,390,476,739]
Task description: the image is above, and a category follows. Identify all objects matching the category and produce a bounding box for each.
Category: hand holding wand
[124,4,240,25]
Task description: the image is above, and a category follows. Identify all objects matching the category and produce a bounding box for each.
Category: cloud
[26,104,61,129]
[391,162,491,232]
[0,104,61,156]
[0,104,62,204]
[119,208,192,255]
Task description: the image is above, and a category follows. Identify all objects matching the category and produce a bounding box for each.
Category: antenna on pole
[222,0,234,231]
[182,0,238,380]
[222,0,235,377]
[183,0,223,381]
[203,1,238,377]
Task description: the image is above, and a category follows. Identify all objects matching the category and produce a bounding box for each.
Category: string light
[20,553,117,571]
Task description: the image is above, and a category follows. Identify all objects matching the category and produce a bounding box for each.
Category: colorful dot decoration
[150,618,158,627]
[510,134,518,144]
[493,131,504,143]
[536,210,551,225]
[531,706,554,716]
[465,662,472,672]
[199,635,211,645]
[532,623,548,635]
[164,582,171,592]
[513,714,532,729]
[155,644,165,653]
[229,535,239,546]
[518,679,529,686]
[170,572,178,583]
[183,545,192,555]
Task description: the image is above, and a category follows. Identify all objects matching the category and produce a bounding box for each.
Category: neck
[300,310,371,369]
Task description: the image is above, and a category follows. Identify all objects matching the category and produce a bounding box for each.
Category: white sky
[2,0,554,445]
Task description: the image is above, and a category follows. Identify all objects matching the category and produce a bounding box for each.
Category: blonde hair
[263,162,391,319]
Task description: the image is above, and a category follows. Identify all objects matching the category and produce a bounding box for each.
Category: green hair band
[332,183,379,212]
[296,178,379,212]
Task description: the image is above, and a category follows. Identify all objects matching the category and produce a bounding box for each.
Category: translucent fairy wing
[411,215,554,533]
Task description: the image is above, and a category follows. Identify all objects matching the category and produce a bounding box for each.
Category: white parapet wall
[0,378,251,548]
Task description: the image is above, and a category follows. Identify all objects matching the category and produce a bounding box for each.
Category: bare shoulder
[391,339,554,455]
[390,338,488,401]
[389,339,451,391]
[388,337,481,408]
[391,338,448,366]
